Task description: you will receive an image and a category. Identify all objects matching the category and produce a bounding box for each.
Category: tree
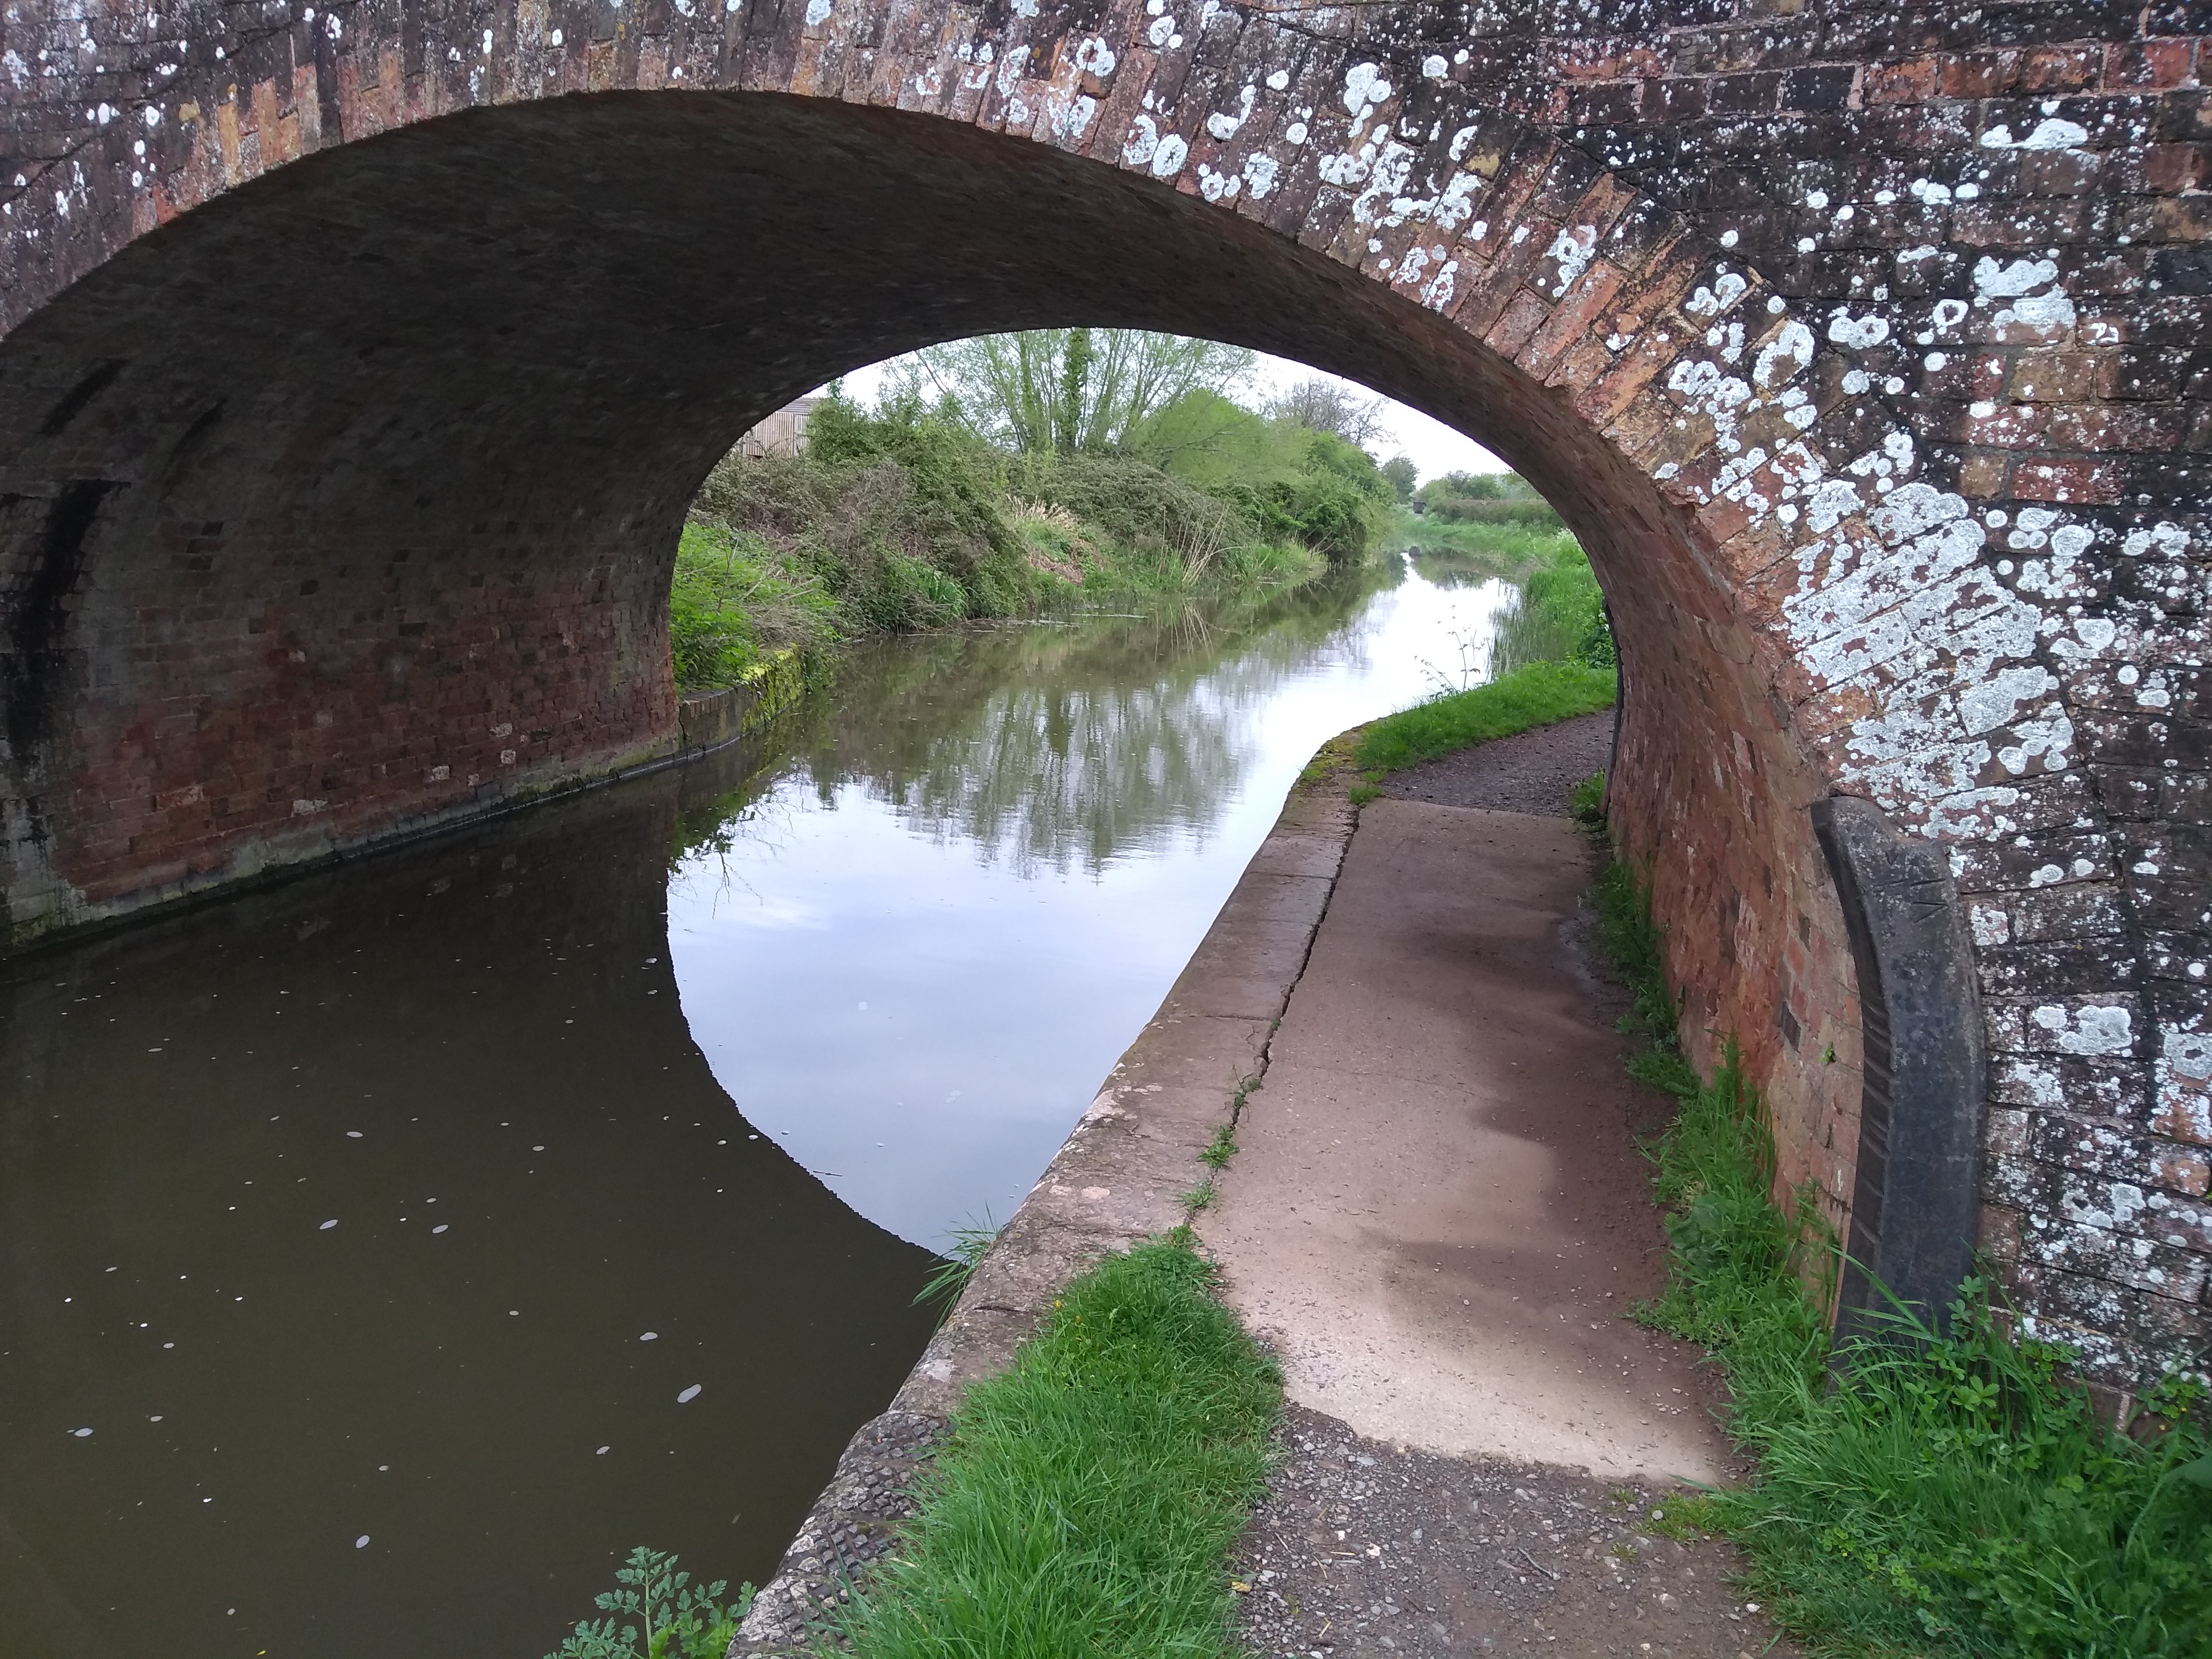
[886,330,1254,455]
[1268,375,1386,447]
[1380,455,1418,501]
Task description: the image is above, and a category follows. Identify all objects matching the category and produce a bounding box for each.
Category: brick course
[0,0,2206,1389]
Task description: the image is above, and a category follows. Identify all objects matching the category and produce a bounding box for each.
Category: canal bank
[734,713,1796,1657]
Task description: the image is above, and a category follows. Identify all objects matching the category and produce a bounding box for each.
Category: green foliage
[1417,470,1564,527]
[1493,537,1615,677]
[1380,455,1419,501]
[1569,768,1607,833]
[1200,1123,1238,1170]
[916,1215,1001,1317]
[886,330,1255,455]
[834,1239,1283,1659]
[548,1547,753,1659]
[690,396,1037,638]
[1354,660,1619,775]
[668,522,835,691]
[1589,862,2212,1658]
[1127,388,1295,484]
[678,371,1396,671]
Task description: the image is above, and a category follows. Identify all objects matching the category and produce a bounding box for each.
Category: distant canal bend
[1,559,1512,1659]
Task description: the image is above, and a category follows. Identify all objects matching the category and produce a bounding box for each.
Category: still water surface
[1,558,1511,1658]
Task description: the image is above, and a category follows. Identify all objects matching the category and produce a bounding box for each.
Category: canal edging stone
[729,747,1361,1655]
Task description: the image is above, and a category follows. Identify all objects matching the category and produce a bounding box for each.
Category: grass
[1588,860,2212,1657]
[1353,659,1619,775]
[1492,535,1615,677]
[916,1214,1002,1319]
[832,1237,1283,1659]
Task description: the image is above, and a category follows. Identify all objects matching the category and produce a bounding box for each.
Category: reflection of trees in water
[1407,546,1515,589]
[673,562,1403,878]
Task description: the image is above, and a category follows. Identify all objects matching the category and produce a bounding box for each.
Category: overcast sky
[830,343,1508,485]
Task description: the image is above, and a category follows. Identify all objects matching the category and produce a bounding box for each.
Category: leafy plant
[547,1547,753,1659]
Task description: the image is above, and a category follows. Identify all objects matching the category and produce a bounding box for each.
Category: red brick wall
[1,0,2206,1389]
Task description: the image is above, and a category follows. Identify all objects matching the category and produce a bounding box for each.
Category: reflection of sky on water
[668,567,1520,1247]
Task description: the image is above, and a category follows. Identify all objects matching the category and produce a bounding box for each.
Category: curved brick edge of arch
[1815,792,1988,1344]
[1,0,2207,1390]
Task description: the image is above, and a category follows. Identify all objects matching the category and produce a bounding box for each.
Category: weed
[832,1239,1283,1659]
[1231,1073,1263,1112]
[1589,859,2212,1657]
[915,1214,1001,1317]
[1201,1124,1239,1170]
[1182,1178,1219,1215]
[1347,781,1381,807]
[1355,661,1617,776]
[547,1547,752,1659]
[1569,769,1607,833]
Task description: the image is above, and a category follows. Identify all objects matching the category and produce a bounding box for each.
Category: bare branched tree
[1268,376,1386,446]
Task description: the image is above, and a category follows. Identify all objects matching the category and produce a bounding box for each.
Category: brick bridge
[1,0,2205,1392]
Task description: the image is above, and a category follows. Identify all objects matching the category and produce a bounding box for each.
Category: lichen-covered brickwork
[0,1,2204,1387]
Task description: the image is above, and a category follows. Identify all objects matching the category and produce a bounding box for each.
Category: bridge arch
[2,1,2203,1392]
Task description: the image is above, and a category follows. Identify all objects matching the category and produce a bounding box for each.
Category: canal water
[1,556,1515,1659]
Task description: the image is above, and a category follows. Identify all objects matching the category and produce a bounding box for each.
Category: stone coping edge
[729,733,1365,1655]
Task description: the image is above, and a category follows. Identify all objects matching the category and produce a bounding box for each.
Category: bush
[667,522,834,691]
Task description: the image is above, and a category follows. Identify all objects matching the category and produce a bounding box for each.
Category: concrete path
[1201,799,1734,1484]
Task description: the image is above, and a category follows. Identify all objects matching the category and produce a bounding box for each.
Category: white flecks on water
[432,1224,448,1234]
[320,1219,337,1229]
[640,1331,658,1341]
[532,1145,546,1152]
[355,1535,370,1549]
[597,1445,610,1455]
[71,1427,93,1437]
[346,1130,363,1138]
[677,1385,702,1403]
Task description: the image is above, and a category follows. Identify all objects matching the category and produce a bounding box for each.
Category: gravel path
[1233,1404,1796,1659]
[1379,711,1615,816]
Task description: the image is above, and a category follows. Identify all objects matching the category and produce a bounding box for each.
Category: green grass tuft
[1590,860,2212,1657]
[1200,1124,1239,1170]
[1355,660,1618,776]
[1569,768,1607,833]
[834,1239,1283,1659]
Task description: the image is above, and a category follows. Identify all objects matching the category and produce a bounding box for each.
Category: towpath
[1200,712,1798,1658]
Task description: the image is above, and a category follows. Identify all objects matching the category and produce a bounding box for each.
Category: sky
[831,343,1507,485]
